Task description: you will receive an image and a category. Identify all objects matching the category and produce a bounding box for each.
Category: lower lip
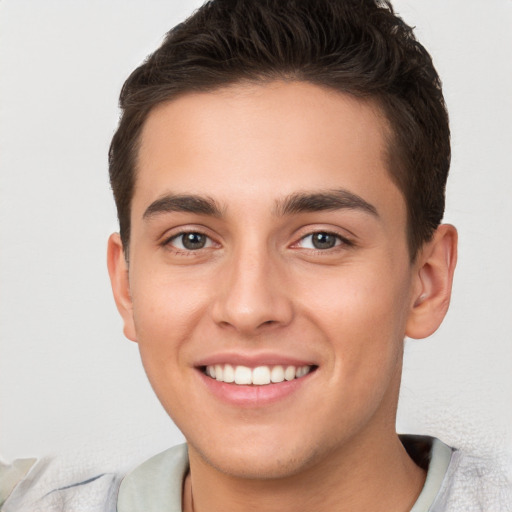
[198,370,314,407]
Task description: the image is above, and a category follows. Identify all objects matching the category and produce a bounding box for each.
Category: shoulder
[2,457,121,512]
[401,435,512,512]
[3,444,188,512]
[117,443,189,512]
[431,448,512,512]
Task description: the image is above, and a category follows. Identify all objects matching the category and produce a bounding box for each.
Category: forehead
[134,81,403,221]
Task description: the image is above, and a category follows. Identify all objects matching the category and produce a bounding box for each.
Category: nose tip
[216,304,287,334]
[211,256,293,335]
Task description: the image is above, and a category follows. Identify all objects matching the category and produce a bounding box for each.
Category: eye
[168,232,213,251]
[297,232,345,250]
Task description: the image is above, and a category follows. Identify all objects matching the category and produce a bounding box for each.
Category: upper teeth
[205,364,312,385]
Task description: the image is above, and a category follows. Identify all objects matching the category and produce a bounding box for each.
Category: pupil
[182,233,206,250]
[312,232,336,249]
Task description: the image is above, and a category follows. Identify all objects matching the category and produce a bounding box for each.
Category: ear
[107,233,137,342]
[406,224,458,339]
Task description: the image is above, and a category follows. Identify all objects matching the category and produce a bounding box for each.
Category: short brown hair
[109,0,450,259]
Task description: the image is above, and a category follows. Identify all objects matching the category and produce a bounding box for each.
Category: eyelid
[292,228,355,250]
[160,226,219,251]
[159,225,355,253]
[170,233,214,250]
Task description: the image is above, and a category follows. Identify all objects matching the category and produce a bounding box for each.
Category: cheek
[300,265,410,374]
[130,274,208,417]
[302,262,409,326]
[130,271,210,365]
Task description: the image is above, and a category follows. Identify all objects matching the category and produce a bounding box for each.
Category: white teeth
[284,366,296,381]
[252,366,271,385]
[234,365,252,385]
[205,364,313,385]
[270,366,285,383]
[223,364,235,383]
[296,365,311,378]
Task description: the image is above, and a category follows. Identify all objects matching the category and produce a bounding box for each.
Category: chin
[189,435,323,480]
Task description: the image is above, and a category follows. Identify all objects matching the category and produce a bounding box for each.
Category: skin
[108,81,457,511]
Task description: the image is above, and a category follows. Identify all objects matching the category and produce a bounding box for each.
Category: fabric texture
[116,436,512,511]
[1,457,121,512]
[0,458,36,508]
[409,438,452,511]
[2,437,511,511]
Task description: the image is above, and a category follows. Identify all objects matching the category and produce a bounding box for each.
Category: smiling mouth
[202,364,317,385]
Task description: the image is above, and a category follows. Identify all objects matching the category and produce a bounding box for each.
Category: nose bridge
[212,236,292,333]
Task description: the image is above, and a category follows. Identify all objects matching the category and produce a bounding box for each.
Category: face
[110,81,428,479]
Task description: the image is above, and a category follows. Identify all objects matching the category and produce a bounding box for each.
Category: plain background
[1,0,511,474]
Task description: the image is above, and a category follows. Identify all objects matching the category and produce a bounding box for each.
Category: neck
[183,430,426,512]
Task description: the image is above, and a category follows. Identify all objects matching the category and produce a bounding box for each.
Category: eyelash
[163,230,215,254]
[162,229,353,255]
[294,231,353,252]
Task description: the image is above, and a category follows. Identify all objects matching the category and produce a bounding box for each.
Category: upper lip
[194,352,318,368]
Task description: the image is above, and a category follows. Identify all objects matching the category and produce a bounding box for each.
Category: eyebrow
[143,194,223,219]
[143,188,378,221]
[275,189,379,217]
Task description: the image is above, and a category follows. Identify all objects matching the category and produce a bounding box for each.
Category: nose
[211,246,294,335]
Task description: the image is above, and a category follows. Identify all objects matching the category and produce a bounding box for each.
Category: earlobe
[406,224,458,340]
[107,233,137,342]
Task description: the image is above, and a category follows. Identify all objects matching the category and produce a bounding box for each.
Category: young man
[105,1,460,510]
[3,0,508,510]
